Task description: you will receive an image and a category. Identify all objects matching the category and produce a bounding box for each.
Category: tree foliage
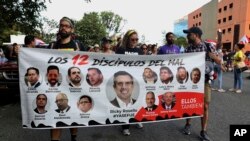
[75,12,106,46]
[0,0,47,44]
[100,11,124,36]
[38,17,58,43]
[175,36,188,47]
[75,11,125,47]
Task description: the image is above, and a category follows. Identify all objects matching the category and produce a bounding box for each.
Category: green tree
[0,0,47,44]
[100,11,125,36]
[75,12,106,46]
[38,17,58,43]
[175,36,188,47]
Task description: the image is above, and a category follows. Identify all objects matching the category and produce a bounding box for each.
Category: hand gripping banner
[19,48,205,129]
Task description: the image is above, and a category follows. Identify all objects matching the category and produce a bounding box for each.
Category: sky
[42,0,211,45]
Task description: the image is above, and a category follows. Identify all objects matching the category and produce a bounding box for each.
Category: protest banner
[19,48,205,129]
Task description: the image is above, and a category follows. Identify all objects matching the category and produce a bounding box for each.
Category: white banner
[19,48,205,129]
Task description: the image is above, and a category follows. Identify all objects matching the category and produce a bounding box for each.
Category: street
[1,71,250,141]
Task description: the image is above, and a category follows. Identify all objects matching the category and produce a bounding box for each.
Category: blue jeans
[233,68,243,89]
[212,65,223,89]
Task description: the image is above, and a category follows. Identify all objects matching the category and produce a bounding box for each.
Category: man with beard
[158,32,180,54]
[182,27,221,141]
[46,65,61,87]
[176,66,188,84]
[86,68,103,87]
[49,17,81,141]
[34,94,47,114]
[48,17,85,51]
[68,67,82,87]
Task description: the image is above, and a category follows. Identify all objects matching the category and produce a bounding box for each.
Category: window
[199,13,201,17]
[199,22,201,26]
[193,24,195,27]
[193,16,195,19]
[222,29,226,34]
[224,6,227,11]
[229,16,232,21]
[249,24,250,30]
[196,15,198,18]
[219,8,222,13]
[218,19,221,24]
[223,17,226,23]
[228,28,231,32]
[229,3,233,8]
[196,23,198,26]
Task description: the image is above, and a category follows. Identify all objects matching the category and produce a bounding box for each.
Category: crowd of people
[2,16,249,141]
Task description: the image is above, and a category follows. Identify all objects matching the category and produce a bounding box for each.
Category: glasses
[115,81,133,87]
[142,48,147,50]
[59,24,72,29]
[55,99,67,103]
[130,38,138,42]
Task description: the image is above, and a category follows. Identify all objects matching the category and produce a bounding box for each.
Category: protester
[101,37,114,54]
[48,16,79,141]
[93,44,100,52]
[182,27,221,141]
[229,43,246,93]
[24,35,36,48]
[158,32,180,54]
[115,29,143,135]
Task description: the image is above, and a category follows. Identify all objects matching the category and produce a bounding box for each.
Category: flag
[35,38,45,45]
[239,35,250,44]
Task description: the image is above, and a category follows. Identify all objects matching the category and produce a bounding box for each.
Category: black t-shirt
[116,47,143,55]
[48,40,80,51]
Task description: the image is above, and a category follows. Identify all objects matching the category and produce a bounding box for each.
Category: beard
[187,38,195,44]
[59,31,71,39]
[167,40,173,45]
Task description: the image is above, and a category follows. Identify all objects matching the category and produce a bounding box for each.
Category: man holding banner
[48,16,79,141]
[183,27,222,141]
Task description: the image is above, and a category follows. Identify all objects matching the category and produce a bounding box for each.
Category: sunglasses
[130,38,138,42]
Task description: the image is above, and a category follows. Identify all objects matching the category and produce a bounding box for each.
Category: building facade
[174,16,188,37]
[187,0,250,51]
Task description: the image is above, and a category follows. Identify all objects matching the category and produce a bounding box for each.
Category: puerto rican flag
[239,35,250,44]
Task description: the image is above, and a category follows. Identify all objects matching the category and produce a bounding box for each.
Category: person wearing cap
[49,17,80,141]
[93,44,100,52]
[158,32,180,55]
[48,16,85,51]
[182,26,221,141]
[101,37,114,54]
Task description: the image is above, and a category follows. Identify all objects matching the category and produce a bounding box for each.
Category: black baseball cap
[101,37,112,43]
[183,27,203,36]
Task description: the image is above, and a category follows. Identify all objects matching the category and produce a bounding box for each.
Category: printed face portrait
[177,67,188,83]
[47,66,60,87]
[144,68,153,79]
[55,93,69,111]
[160,67,173,84]
[87,68,103,87]
[68,67,82,87]
[36,94,47,109]
[27,68,39,86]
[78,95,92,113]
[146,92,155,108]
[113,74,134,102]
[191,68,201,84]
[162,92,174,106]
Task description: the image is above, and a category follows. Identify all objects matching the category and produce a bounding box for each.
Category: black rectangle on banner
[230,125,250,141]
